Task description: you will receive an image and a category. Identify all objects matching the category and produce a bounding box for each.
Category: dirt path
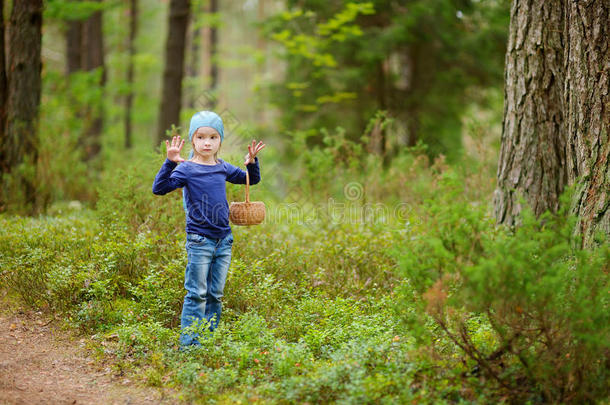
[0,307,179,404]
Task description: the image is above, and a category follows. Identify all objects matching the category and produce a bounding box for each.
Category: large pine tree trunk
[494,0,609,246]
[157,0,190,146]
[493,0,566,225]
[564,1,610,245]
[3,0,43,212]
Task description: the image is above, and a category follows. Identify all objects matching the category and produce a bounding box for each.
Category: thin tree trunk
[186,0,200,109]
[66,19,82,75]
[209,0,218,95]
[377,60,387,162]
[493,0,566,226]
[82,5,105,74]
[125,0,137,149]
[405,45,421,148]
[564,1,609,245]
[3,0,43,213]
[157,0,190,146]
[0,0,8,174]
[255,0,266,123]
[81,0,105,162]
[197,0,218,109]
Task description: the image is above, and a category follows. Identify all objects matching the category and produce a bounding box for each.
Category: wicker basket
[229,170,265,225]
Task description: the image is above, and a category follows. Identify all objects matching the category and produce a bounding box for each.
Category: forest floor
[0,304,180,405]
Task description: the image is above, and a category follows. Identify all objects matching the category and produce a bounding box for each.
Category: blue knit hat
[186,111,224,163]
[188,111,224,142]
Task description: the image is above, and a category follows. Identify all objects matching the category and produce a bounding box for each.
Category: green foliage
[35,61,117,207]
[269,2,374,69]
[2,148,608,403]
[0,214,100,309]
[128,261,185,328]
[394,181,610,403]
[45,0,116,21]
[96,151,185,236]
[6,1,604,402]
[265,0,509,160]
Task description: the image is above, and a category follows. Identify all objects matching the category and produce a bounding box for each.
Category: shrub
[96,151,185,236]
[395,179,610,403]
[0,214,100,309]
[128,259,185,328]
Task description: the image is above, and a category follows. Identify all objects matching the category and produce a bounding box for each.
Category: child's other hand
[244,140,266,165]
[166,136,185,163]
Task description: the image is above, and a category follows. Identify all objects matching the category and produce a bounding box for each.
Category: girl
[152,111,265,347]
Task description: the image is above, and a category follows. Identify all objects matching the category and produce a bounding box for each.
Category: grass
[1,147,607,404]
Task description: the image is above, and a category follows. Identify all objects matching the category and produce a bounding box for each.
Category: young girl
[152,111,265,347]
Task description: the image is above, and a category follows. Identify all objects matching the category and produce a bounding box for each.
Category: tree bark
[494,0,609,246]
[494,0,566,225]
[186,0,211,110]
[66,19,83,75]
[3,0,43,212]
[80,0,105,162]
[0,0,8,173]
[186,3,199,109]
[374,60,387,162]
[125,0,137,149]
[198,0,218,110]
[564,1,610,245]
[209,0,218,97]
[157,0,190,146]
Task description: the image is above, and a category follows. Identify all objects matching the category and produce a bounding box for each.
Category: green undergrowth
[1,153,608,404]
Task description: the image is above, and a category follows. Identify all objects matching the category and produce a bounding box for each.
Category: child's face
[192,126,221,158]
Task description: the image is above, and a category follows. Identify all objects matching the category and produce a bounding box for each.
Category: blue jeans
[179,231,233,347]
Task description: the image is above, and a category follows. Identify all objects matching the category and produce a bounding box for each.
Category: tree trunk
[564,1,609,245]
[209,0,218,97]
[494,0,609,246]
[494,0,566,225]
[186,25,198,109]
[157,0,190,146]
[256,0,267,123]
[80,0,105,162]
[0,0,8,173]
[125,0,137,149]
[66,19,82,75]
[376,60,388,164]
[3,0,43,213]
[185,0,201,109]
[197,0,218,110]
[404,45,422,148]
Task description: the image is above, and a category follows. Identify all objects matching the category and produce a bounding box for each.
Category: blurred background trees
[0,0,509,210]
[64,0,106,164]
[265,0,509,162]
[157,0,190,145]
[0,0,607,243]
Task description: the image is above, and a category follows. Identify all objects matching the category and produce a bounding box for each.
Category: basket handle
[245,168,250,203]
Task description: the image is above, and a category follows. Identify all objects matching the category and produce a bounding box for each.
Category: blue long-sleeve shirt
[152,157,260,239]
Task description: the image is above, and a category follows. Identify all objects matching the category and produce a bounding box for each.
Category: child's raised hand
[166,136,185,163]
[244,140,266,165]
